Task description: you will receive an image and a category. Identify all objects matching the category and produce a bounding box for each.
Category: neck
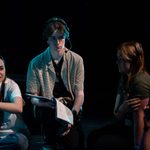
[51,53,63,61]
[52,55,63,65]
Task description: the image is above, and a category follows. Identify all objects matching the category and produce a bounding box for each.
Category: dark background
[1,0,150,118]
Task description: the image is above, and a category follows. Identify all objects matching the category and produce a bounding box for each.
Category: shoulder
[65,48,83,62]
[5,77,18,86]
[130,71,150,92]
[133,71,150,83]
[4,78,21,94]
[29,49,49,69]
[29,53,43,65]
[129,71,150,99]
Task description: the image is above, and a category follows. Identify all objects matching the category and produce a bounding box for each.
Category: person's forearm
[0,101,23,113]
[72,92,84,114]
[114,104,127,119]
[133,110,145,148]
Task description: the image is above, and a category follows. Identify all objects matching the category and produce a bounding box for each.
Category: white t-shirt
[0,78,24,136]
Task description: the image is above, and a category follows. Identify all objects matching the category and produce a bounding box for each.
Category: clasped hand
[115,98,142,119]
[58,123,72,137]
[122,97,149,113]
[126,98,141,112]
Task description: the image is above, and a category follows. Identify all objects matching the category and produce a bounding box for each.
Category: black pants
[35,107,85,150]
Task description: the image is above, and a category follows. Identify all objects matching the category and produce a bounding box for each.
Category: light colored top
[26,47,84,101]
[0,78,26,136]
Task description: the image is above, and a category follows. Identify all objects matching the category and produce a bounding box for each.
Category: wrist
[72,110,77,117]
[72,110,77,124]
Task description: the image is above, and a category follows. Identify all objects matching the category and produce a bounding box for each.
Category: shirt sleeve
[129,74,150,99]
[5,79,22,102]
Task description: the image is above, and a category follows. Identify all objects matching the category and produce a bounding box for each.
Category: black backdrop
[1,0,150,118]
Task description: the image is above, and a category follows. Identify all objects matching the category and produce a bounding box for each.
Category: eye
[57,36,65,40]
[50,36,65,41]
[51,36,57,41]
[0,66,4,71]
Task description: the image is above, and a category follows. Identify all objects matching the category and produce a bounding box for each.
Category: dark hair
[42,17,70,41]
[0,55,4,60]
[0,55,6,102]
[0,55,5,65]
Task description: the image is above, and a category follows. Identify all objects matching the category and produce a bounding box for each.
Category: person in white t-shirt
[0,55,30,150]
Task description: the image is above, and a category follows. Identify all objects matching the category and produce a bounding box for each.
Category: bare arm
[72,90,84,114]
[0,96,23,113]
[133,98,149,148]
[133,108,145,148]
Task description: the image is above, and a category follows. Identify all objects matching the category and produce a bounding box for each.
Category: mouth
[56,46,62,49]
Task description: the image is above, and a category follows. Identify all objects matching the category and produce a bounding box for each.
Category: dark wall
[1,0,150,118]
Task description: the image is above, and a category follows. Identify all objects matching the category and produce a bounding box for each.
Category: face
[47,30,66,55]
[116,53,131,75]
[0,59,6,82]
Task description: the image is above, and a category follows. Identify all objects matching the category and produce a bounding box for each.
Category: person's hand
[60,123,72,136]
[127,97,149,111]
[126,98,142,111]
[56,123,72,137]
[117,98,141,115]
